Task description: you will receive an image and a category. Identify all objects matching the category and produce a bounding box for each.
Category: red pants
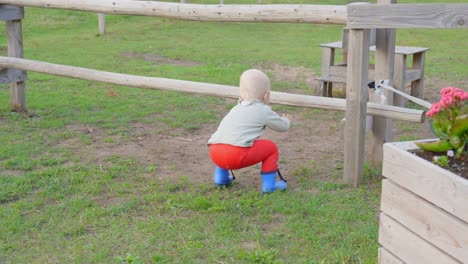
[209,140,278,173]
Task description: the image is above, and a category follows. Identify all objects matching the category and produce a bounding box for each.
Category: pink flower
[439,96,454,108]
[426,102,441,117]
[440,87,454,96]
[427,86,467,121]
[452,88,466,100]
[464,91,468,100]
[422,86,467,157]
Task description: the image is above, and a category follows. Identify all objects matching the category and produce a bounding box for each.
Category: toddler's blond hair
[239,69,270,101]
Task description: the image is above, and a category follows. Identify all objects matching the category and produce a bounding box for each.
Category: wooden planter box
[378,140,468,264]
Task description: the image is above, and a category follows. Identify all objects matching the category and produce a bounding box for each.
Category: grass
[1,166,382,263]
[0,0,466,263]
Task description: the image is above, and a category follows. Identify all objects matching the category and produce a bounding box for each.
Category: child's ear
[263,90,270,103]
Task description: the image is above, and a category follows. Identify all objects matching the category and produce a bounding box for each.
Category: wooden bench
[318,40,429,107]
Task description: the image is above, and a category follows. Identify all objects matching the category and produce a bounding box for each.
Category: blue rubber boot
[213,166,234,186]
[261,171,287,193]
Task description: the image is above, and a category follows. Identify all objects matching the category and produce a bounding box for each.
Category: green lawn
[0,1,466,263]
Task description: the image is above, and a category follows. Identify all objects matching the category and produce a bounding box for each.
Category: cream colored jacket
[208,100,290,147]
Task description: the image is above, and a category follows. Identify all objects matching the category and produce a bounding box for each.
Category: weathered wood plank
[343,29,370,187]
[410,52,425,98]
[98,13,106,35]
[382,141,468,223]
[0,0,347,25]
[370,46,429,55]
[404,69,421,83]
[6,19,26,111]
[328,65,348,83]
[0,56,425,122]
[393,54,407,107]
[321,41,429,56]
[321,47,334,79]
[0,4,23,20]
[382,179,468,262]
[341,28,376,52]
[379,213,460,264]
[370,0,395,167]
[378,247,404,264]
[348,4,468,29]
[0,68,27,84]
[325,64,379,84]
[319,41,343,49]
[10,81,26,111]
[320,47,334,97]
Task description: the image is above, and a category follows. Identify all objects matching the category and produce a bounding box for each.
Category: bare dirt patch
[62,109,344,192]
[261,63,317,87]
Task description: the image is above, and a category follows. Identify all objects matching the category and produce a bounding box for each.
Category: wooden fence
[0,56,424,123]
[0,0,467,187]
[0,0,348,24]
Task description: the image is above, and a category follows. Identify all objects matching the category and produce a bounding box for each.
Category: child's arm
[265,109,290,132]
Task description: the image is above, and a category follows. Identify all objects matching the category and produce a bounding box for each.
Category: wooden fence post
[343,28,370,187]
[98,13,106,35]
[1,5,27,111]
[369,0,397,168]
[6,19,26,111]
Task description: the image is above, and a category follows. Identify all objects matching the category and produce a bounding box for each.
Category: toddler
[207,69,291,193]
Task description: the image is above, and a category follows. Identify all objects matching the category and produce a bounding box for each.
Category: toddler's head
[239,69,270,103]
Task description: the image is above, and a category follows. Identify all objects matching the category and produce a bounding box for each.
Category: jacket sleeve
[264,107,290,132]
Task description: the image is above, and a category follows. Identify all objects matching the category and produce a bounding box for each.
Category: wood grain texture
[321,47,334,78]
[410,52,425,98]
[0,0,347,24]
[98,13,105,35]
[379,213,460,264]
[381,179,468,262]
[378,247,404,264]
[0,56,425,122]
[348,4,468,28]
[393,54,407,107]
[370,0,395,167]
[343,29,370,187]
[382,141,468,223]
[0,68,27,84]
[0,4,23,20]
[6,20,22,60]
[6,19,26,111]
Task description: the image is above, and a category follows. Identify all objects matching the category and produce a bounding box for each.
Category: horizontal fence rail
[0,0,347,24]
[347,4,468,28]
[0,4,24,20]
[0,56,424,123]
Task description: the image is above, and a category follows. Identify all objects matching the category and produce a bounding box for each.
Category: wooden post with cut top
[343,28,370,187]
[0,4,27,111]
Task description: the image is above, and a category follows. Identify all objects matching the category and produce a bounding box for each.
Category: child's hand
[282,113,292,122]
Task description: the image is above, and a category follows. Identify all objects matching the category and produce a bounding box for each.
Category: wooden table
[318,41,429,107]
